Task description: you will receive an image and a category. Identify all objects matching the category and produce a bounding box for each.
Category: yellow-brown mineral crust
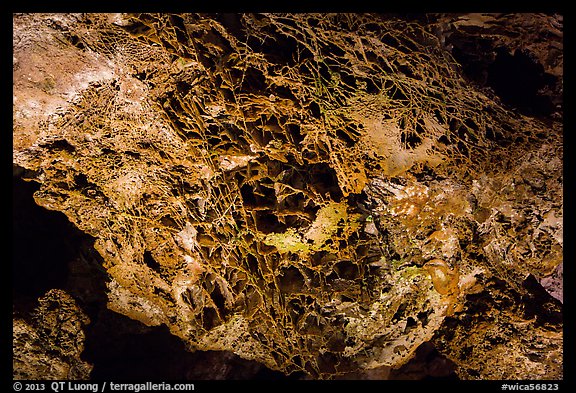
[13,290,93,380]
[13,13,562,379]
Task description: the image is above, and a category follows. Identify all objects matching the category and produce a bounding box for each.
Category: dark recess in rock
[443,13,562,118]
[486,48,556,117]
[13,176,73,301]
[389,342,459,380]
[83,307,300,380]
[450,43,557,117]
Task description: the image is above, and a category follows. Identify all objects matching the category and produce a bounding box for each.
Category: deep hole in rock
[255,210,286,234]
[521,274,563,326]
[389,342,459,380]
[202,307,221,330]
[450,35,557,118]
[143,250,161,272]
[13,176,79,302]
[309,163,343,201]
[334,260,360,280]
[487,48,556,116]
[241,67,267,93]
[216,13,246,41]
[401,131,423,149]
[286,123,304,145]
[210,283,228,316]
[84,307,296,380]
[253,31,303,66]
[278,266,305,294]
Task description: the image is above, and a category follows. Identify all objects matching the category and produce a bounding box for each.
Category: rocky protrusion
[13,290,92,380]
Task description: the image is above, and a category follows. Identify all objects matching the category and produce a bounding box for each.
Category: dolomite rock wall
[13,290,92,380]
[13,13,562,379]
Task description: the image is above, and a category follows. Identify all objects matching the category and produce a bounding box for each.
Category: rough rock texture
[13,289,93,380]
[435,13,563,118]
[433,277,562,380]
[540,262,563,303]
[13,13,562,379]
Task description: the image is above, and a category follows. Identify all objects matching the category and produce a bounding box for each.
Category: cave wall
[13,13,562,380]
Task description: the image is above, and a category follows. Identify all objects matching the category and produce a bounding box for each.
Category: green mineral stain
[263,201,361,254]
[262,228,309,254]
[398,266,426,280]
